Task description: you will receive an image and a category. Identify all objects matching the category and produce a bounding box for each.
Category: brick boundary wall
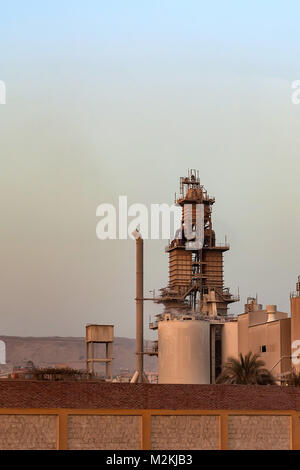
[0,382,299,450]
[0,408,298,450]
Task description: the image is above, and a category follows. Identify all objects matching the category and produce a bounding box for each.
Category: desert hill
[0,336,157,376]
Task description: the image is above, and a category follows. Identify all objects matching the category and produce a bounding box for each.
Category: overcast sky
[1,1,300,339]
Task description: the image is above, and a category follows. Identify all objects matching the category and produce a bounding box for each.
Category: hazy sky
[1,1,300,339]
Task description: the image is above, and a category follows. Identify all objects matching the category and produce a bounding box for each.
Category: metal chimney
[266,305,277,322]
[131,229,148,383]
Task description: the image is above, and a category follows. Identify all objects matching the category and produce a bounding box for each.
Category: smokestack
[130,229,147,383]
[266,305,277,322]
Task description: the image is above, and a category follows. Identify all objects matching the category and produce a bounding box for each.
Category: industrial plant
[2,169,300,387]
[129,169,300,385]
[1,169,300,451]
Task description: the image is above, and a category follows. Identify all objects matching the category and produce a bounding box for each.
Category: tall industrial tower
[149,170,239,384]
[155,169,238,317]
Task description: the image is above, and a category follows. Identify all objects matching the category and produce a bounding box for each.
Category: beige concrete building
[291,276,300,373]
[151,277,300,384]
[222,281,300,382]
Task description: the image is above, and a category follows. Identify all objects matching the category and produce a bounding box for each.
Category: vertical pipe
[136,235,144,382]
[91,342,94,375]
[86,342,89,375]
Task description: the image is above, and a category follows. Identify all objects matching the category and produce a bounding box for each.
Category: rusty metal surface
[154,170,239,316]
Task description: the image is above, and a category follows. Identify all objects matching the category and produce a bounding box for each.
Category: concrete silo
[158,316,210,384]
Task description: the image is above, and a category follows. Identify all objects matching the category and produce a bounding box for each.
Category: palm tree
[216,352,276,385]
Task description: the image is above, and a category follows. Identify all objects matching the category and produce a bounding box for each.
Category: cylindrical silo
[158,318,210,384]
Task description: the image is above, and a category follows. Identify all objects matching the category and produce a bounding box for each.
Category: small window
[260,345,267,353]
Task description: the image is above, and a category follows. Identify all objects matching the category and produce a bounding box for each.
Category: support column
[86,342,89,374]
[91,342,94,374]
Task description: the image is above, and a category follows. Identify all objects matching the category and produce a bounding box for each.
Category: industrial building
[1,170,300,451]
[222,298,292,381]
[132,170,300,385]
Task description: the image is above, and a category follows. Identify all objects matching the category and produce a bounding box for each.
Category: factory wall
[0,414,57,450]
[237,313,249,357]
[280,318,293,374]
[247,319,291,376]
[151,415,219,450]
[0,408,296,450]
[227,415,290,450]
[0,382,300,450]
[221,322,238,367]
[222,311,291,378]
[68,415,140,450]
